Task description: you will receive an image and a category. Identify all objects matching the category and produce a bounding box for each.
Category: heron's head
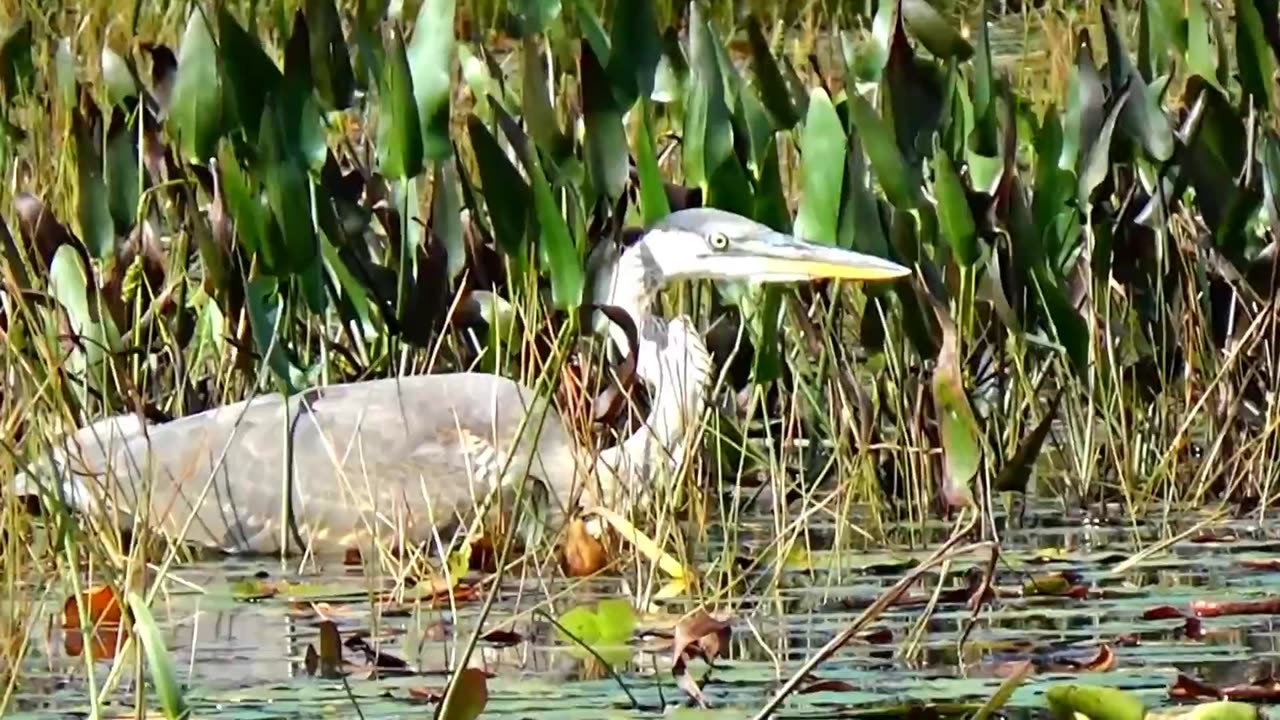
[589,208,911,315]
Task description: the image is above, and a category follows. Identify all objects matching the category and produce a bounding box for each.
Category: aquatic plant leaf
[970,0,997,156]
[562,517,608,576]
[101,47,137,108]
[838,128,890,255]
[376,27,424,179]
[581,40,627,202]
[793,88,846,246]
[513,0,561,36]
[528,149,583,309]
[245,276,306,390]
[1236,0,1276,110]
[281,12,328,172]
[931,145,978,265]
[431,159,466,281]
[574,0,611,67]
[169,8,223,163]
[1078,85,1131,206]
[218,143,268,260]
[407,0,455,161]
[902,0,973,60]
[73,111,115,260]
[634,101,671,225]
[755,136,790,235]
[466,115,529,263]
[217,6,282,144]
[1101,4,1173,162]
[439,668,489,720]
[746,16,799,130]
[683,2,733,194]
[847,92,918,210]
[854,0,896,81]
[305,0,355,109]
[104,109,140,237]
[1186,0,1220,88]
[126,592,190,720]
[0,21,33,105]
[994,389,1063,492]
[930,300,980,508]
[259,101,317,274]
[556,600,635,667]
[1046,685,1145,720]
[1060,33,1104,174]
[520,38,560,154]
[606,0,661,107]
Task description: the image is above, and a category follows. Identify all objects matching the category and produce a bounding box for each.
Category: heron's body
[21,208,909,556]
[45,373,582,555]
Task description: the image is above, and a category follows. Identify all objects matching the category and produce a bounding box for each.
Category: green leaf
[1078,85,1131,206]
[432,159,467,281]
[104,110,140,237]
[901,0,973,60]
[634,101,671,226]
[847,92,918,210]
[245,276,305,390]
[838,128,890,255]
[281,12,328,172]
[528,148,583,310]
[970,0,997,155]
[1059,33,1104,174]
[407,0,455,161]
[216,7,282,144]
[74,112,115,260]
[169,8,223,164]
[854,0,896,82]
[745,16,799,130]
[126,592,190,720]
[581,40,628,202]
[467,115,530,263]
[931,145,978,265]
[513,0,562,37]
[1236,0,1276,110]
[1101,4,1173,162]
[305,0,356,109]
[101,47,137,108]
[993,390,1063,492]
[555,600,634,669]
[1046,685,1145,720]
[931,302,981,508]
[606,0,661,108]
[219,142,268,259]
[683,2,734,195]
[793,88,846,246]
[1186,0,1221,88]
[520,38,560,154]
[377,27,424,179]
[438,668,488,720]
[54,39,77,113]
[259,101,317,275]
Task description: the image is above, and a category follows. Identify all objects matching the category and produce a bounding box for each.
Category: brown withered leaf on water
[1241,558,1280,571]
[1170,673,1280,702]
[562,516,609,577]
[63,585,127,661]
[304,620,345,678]
[1192,597,1280,617]
[671,609,733,707]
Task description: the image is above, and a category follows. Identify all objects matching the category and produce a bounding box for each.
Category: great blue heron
[17,208,909,557]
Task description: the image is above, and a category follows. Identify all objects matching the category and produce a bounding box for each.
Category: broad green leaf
[754,136,790,235]
[73,113,114,260]
[1078,86,1131,206]
[931,301,981,508]
[282,12,328,171]
[847,92,918,210]
[1186,0,1220,88]
[633,102,670,225]
[606,0,661,107]
[581,40,627,201]
[931,146,977,265]
[1059,33,1104,174]
[219,142,268,259]
[683,2,733,194]
[520,38,560,153]
[1046,685,1145,720]
[575,0,611,66]
[49,245,122,391]
[432,159,466,281]
[528,147,583,309]
[1236,0,1276,110]
[854,0,896,82]
[245,276,305,390]
[407,0,455,161]
[838,128,890,255]
[377,27,424,179]
[216,6,282,144]
[746,15,799,130]
[438,668,488,720]
[901,0,973,60]
[169,8,223,163]
[1101,4,1173,162]
[467,115,529,263]
[259,102,317,275]
[306,0,356,109]
[555,601,634,668]
[104,110,140,237]
[101,47,137,108]
[793,88,846,246]
[970,0,997,155]
[126,593,190,720]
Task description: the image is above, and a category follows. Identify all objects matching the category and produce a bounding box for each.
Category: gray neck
[589,240,713,505]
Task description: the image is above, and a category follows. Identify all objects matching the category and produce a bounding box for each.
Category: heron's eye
[708,232,730,250]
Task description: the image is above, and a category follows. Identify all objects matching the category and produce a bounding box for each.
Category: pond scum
[2,0,1280,717]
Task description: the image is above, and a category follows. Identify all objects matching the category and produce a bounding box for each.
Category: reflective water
[5,501,1280,718]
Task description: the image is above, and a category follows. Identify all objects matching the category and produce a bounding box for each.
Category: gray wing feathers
[32,373,583,555]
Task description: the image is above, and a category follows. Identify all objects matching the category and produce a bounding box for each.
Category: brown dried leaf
[1192,597,1280,617]
[562,517,608,577]
[672,609,732,668]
